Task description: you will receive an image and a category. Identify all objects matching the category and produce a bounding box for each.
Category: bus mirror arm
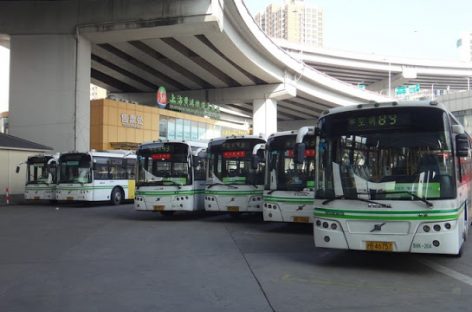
[250,156,259,170]
[251,143,265,170]
[15,161,25,174]
[294,143,306,164]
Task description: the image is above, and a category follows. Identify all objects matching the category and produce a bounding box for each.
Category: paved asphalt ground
[1,203,472,312]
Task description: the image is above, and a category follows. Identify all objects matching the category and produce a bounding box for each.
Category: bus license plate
[66,196,74,201]
[153,205,165,211]
[227,206,239,212]
[293,216,309,223]
[366,241,393,252]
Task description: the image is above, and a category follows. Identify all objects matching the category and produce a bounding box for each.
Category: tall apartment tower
[254,0,324,48]
[457,32,472,62]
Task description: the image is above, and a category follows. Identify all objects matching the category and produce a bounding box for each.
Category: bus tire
[111,187,123,205]
[451,244,464,258]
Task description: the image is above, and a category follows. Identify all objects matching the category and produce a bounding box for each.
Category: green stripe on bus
[57,186,128,190]
[314,212,461,221]
[264,196,313,204]
[314,206,463,215]
[205,190,263,196]
[136,190,203,196]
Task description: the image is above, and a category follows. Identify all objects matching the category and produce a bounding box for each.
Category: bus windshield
[137,142,191,186]
[209,138,265,185]
[59,153,92,184]
[266,134,315,191]
[316,107,456,200]
[27,156,53,184]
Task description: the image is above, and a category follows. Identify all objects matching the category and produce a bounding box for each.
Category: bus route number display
[347,113,406,131]
[153,144,172,153]
[221,141,250,150]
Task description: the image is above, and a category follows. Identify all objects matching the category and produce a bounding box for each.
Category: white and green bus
[56,151,136,205]
[134,140,207,215]
[19,154,59,202]
[302,100,472,255]
[205,135,266,214]
[263,128,316,223]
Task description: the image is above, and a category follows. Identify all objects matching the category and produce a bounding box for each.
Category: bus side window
[94,157,108,180]
[126,159,136,180]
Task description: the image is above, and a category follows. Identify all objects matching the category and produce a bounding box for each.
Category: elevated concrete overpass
[280,40,472,94]
[0,0,388,152]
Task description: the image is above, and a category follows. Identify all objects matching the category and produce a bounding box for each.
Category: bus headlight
[419,221,456,233]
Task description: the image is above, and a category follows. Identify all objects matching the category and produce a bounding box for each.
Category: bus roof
[138,140,207,149]
[322,100,449,118]
[27,153,59,161]
[267,130,297,139]
[60,151,136,159]
[208,135,266,146]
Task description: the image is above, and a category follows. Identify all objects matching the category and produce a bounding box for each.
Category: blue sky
[244,0,471,60]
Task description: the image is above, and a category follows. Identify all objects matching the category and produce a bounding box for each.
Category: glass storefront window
[159,116,168,139]
[198,122,207,140]
[214,125,222,139]
[184,120,191,140]
[176,119,183,140]
[168,118,176,140]
[191,121,199,141]
[157,114,234,142]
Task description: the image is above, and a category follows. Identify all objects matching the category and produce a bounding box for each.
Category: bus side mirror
[268,155,277,171]
[16,166,20,174]
[456,133,470,157]
[294,143,306,164]
[251,149,265,170]
[251,156,259,170]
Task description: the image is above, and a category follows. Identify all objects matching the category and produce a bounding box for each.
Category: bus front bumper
[134,195,195,212]
[263,203,313,223]
[204,195,262,212]
[313,218,462,255]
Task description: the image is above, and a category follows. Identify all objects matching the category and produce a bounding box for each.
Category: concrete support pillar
[253,98,277,138]
[9,34,91,152]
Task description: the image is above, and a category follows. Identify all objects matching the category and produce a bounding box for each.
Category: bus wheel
[111,187,123,205]
[160,211,174,216]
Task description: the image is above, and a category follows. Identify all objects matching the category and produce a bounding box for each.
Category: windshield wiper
[322,194,391,208]
[206,183,238,189]
[162,180,182,189]
[375,191,433,207]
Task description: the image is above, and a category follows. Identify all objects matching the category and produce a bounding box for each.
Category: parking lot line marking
[420,259,472,287]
